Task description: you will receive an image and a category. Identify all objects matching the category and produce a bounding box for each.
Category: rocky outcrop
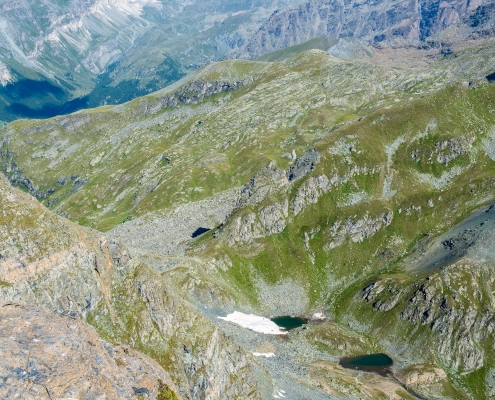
[228,213,264,245]
[259,200,289,234]
[292,175,330,216]
[286,148,320,182]
[240,0,488,59]
[410,135,473,165]
[0,150,52,199]
[325,211,393,250]
[291,165,379,216]
[142,78,254,115]
[236,165,288,209]
[0,302,179,400]
[0,172,263,400]
[362,279,402,312]
[399,268,495,373]
[361,260,495,374]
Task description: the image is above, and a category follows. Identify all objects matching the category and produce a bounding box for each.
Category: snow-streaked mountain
[0,0,306,121]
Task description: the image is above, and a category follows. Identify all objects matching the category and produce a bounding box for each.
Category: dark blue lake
[271,316,308,330]
[191,227,211,238]
[339,353,393,376]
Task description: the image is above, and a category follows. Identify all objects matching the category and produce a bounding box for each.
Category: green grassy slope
[2,41,495,398]
[185,82,495,398]
[2,43,494,231]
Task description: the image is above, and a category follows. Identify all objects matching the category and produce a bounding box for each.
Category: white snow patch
[0,61,12,86]
[252,352,276,358]
[312,312,326,320]
[218,311,287,335]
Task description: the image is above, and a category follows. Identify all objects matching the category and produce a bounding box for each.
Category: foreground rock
[0,172,265,399]
[0,302,179,400]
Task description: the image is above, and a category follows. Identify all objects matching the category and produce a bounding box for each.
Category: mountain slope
[0,0,307,122]
[2,41,494,232]
[3,33,495,399]
[238,0,494,59]
[181,80,495,399]
[0,172,266,399]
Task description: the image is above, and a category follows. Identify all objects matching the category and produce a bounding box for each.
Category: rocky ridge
[0,0,308,121]
[0,173,265,399]
[0,302,179,400]
[2,40,495,232]
[238,0,494,59]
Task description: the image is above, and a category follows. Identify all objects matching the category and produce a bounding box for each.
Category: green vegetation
[257,37,339,62]
[157,380,179,400]
[2,40,495,399]
[3,42,494,231]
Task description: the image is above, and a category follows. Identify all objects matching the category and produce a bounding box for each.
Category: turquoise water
[271,316,307,330]
[339,353,393,375]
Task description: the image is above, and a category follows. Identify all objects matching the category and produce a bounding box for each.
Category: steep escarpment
[0,173,265,399]
[0,302,179,400]
[239,0,491,59]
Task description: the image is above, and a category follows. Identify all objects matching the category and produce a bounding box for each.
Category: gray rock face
[286,148,320,182]
[0,302,178,400]
[142,78,254,115]
[292,175,329,216]
[240,0,488,58]
[228,213,264,244]
[325,211,393,250]
[0,173,263,400]
[361,258,495,374]
[0,150,51,199]
[399,266,495,373]
[236,165,288,209]
[362,280,402,312]
[259,200,289,234]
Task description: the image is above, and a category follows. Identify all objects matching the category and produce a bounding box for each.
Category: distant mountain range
[0,0,305,121]
[1,0,494,122]
[238,0,495,58]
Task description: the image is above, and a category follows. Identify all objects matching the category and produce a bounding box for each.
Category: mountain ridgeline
[1,0,495,122]
[2,1,495,399]
[239,0,495,58]
[0,0,306,121]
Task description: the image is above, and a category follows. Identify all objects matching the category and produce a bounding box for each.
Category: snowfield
[218,311,288,335]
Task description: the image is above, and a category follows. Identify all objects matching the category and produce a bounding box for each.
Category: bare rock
[292,175,329,216]
[236,165,288,209]
[142,79,253,115]
[286,148,320,182]
[0,302,179,400]
[325,211,393,250]
[228,213,264,245]
[259,200,289,235]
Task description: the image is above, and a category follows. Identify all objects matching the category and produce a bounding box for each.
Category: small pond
[191,227,211,238]
[271,316,308,330]
[339,353,393,376]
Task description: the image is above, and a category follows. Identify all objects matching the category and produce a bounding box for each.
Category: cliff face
[0,173,263,399]
[0,302,179,400]
[239,0,489,58]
